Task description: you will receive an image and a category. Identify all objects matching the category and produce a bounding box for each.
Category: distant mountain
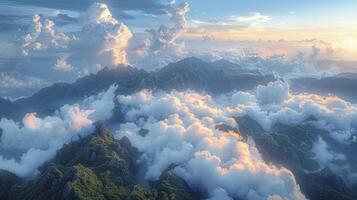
[336,72,357,79]
[0,97,15,119]
[0,57,275,120]
[0,124,199,200]
[145,57,274,94]
[291,77,357,103]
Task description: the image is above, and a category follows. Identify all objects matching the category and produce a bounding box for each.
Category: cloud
[0,73,47,90]
[21,14,71,56]
[190,12,270,29]
[130,2,190,70]
[256,79,289,105]
[0,85,117,177]
[206,188,233,200]
[231,80,357,136]
[311,137,345,169]
[147,1,189,53]
[53,55,72,71]
[231,12,271,24]
[10,0,167,15]
[115,90,306,200]
[21,2,133,72]
[74,3,133,67]
[115,80,357,194]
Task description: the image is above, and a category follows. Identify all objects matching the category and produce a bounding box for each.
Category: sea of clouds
[0,85,117,177]
[1,79,357,198]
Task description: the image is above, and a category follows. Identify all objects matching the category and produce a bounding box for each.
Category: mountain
[291,77,357,103]
[0,57,274,120]
[145,57,274,94]
[0,124,200,200]
[336,72,357,79]
[236,115,357,200]
[0,97,14,119]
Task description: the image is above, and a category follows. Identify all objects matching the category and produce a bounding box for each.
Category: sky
[0,0,356,98]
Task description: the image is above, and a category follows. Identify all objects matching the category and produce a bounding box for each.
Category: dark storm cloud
[10,0,167,15]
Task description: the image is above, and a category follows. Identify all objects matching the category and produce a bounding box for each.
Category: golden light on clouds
[183,25,357,60]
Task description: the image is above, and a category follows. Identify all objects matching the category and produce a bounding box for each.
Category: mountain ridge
[0,57,274,120]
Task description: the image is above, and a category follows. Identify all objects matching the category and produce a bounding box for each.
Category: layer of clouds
[231,80,357,141]
[0,85,117,177]
[8,0,167,15]
[191,12,271,28]
[115,79,357,197]
[116,90,306,200]
[230,80,357,183]
[0,72,49,99]
[184,39,343,78]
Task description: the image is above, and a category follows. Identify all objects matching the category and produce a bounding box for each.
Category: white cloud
[76,3,133,67]
[312,137,345,168]
[0,73,46,90]
[21,3,133,74]
[53,55,72,71]
[231,80,357,136]
[231,12,271,24]
[130,2,190,70]
[0,85,117,177]
[21,14,71,56]
[115,90,306,200]
[114,80,357,197]
[256,79,289,105]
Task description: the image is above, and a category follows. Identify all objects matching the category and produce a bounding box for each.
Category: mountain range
[1,57,357,200]
[0,57,275,120]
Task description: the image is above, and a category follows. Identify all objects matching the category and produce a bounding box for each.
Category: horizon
[0,0,357,99]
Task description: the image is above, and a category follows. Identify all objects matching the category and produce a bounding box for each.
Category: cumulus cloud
[21,2,133,75]
[53,55,72,71]
[21,14,71,56]
[256,79,289,105]
[75,3,133,67]
[0,85,117,177]
[130,2,190,70]
[147,2,189,54]
[115,90,306,200]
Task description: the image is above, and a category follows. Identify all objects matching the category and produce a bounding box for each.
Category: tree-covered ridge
[0,124,199,200]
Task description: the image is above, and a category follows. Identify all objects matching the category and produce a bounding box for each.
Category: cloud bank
[116,90,306,200]
[114,79,357,198]
[0,85,117,177]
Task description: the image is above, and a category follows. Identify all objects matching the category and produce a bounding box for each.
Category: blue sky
[186,0,357,27]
